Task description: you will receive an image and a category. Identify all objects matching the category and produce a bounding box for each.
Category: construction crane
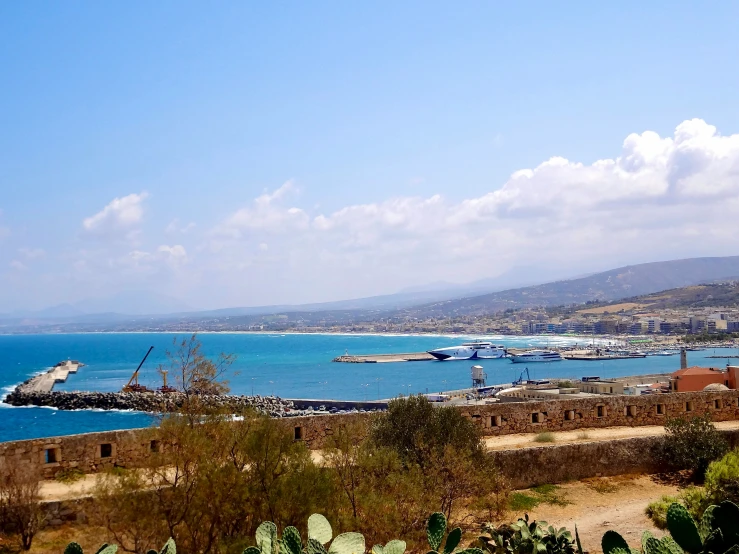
[157,370,177,393]
[122,346,154,393]
[513,367,531,386]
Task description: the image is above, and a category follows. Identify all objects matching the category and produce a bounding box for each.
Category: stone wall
[3,390,739,478]
[494,428,739,489]
[459,389,739,435]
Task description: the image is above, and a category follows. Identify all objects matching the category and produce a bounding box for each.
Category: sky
[3,2,739,312]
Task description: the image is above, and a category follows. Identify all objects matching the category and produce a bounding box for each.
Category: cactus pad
[666,503,702,554]
[602,531,630,554]
[371,545,384,554]
[243,548,261,554]
[282,527,303,554]
[97,546,118,554]
[256,522,277,554]
[714,501,739,546]
[308,538,329,554]
[309,514,333,545]
[443,528,461,554]
[384,540,406,554]
[65,543,84,554]
[328,532,365,554]
[159,538,176,554]
[427,512,447,552]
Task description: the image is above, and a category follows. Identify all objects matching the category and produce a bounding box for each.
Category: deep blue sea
[1,333,737,442]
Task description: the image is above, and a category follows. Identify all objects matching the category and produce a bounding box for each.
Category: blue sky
[2,2,739,312]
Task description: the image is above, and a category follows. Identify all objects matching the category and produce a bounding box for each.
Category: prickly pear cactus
[714,501,739,546]
[64,543,84,554]
[602,530,630,554]
[308,538,329,554]
[309,514,333,545]
[328,532,365,554]
[443,528,462,554]
[256,522,278,554]
[427,512,447,552]
[97,545,118,554]
[282,526,303,554]
[384,540,406,554]
[666,503,702,554]
[159,538,176,554]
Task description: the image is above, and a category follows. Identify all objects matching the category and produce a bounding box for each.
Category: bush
[645,495,680,529]
[705,447,739,505]
[370,395,484,468]
[533,432,555,443]
[657,414,728,478]
[0,459,43,550]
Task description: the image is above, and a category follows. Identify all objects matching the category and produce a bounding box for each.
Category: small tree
[370,394,483,468]
[0,459,43,550]
[158,334,236,421]
[658,414,729,479]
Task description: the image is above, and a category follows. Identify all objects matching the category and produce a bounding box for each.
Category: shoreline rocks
[3,385,296,417]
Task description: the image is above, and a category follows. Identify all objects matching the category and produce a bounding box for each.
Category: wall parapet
[3,390,739,478]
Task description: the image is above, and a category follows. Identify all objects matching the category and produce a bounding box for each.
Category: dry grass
[533,432,556,443]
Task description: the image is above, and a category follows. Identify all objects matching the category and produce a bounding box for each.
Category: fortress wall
[3,390,739,478]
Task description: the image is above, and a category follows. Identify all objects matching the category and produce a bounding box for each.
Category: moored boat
[427,341,507,361]
[509,349,563,363]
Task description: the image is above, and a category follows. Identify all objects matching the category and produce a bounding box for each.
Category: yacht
[509,350,563,363]
[427,341,507,361]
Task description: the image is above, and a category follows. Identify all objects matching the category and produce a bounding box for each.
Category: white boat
[509,350,563,363]
[427,341,507,361]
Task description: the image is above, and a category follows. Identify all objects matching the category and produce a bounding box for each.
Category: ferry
[427,341,507,361]
[509,350,563,363]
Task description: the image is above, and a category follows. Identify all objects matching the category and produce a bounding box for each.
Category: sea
[1,332,737,443]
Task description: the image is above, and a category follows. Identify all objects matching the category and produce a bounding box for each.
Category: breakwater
[3,388,297,417]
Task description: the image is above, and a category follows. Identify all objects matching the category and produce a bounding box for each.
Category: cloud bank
[6,118,739,310]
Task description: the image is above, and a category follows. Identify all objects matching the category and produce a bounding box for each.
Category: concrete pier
[16,361,82,393]
[332,352,435,363]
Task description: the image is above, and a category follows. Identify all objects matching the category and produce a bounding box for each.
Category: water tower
[471,365,487,388]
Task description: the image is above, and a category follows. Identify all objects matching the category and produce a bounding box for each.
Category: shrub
[533,432,555,443]
[705,447,739,505]
[657,414,728,478]
[55,468,85,483]
[0,459,43,550]
[370,395,484,468]
[645,495,680,529]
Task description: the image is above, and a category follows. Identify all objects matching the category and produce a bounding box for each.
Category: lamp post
[361,383,370,401]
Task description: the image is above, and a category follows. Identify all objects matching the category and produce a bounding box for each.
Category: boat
[427,341,507,361]
[509,350,563,363]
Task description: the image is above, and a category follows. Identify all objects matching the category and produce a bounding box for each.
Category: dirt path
[484,420,739,450]
[516,476,678,553]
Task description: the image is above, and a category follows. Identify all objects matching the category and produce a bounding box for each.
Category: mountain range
[3,255,739,331]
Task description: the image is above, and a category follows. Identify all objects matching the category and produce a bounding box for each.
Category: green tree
[657,414,729,479]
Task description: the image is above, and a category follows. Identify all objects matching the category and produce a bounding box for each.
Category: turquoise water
[0,333,736,442]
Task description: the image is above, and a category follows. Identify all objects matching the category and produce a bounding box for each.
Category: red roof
[672,366,725,377]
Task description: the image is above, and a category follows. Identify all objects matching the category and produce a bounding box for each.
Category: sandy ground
[517,475,678,553]
[484,420,739,450]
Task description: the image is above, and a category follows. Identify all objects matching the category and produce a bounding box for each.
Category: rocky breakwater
[3,386,296,417]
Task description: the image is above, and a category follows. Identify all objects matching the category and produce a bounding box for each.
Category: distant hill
[579,281,739,313]
[396,256,739,317]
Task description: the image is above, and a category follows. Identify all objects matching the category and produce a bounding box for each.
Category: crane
[122,346,154,393]
[513,367,531,386]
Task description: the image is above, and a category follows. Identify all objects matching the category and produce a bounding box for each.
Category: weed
[577,431,590,440]
[585,478,618,494]
[54,468,84,484]
[509,492,540,511]
[533,432,555,443]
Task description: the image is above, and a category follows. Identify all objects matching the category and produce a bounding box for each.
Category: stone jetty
[3,387,296,417]
[332,352,435,363]
[17,360,83,393]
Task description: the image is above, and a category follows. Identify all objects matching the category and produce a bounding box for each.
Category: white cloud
[215,180,308,238]
[83,193,149,238]
[9,260,27,271]
[158,244,188,265]
[165,219,196,235]
[204,119,739,303]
